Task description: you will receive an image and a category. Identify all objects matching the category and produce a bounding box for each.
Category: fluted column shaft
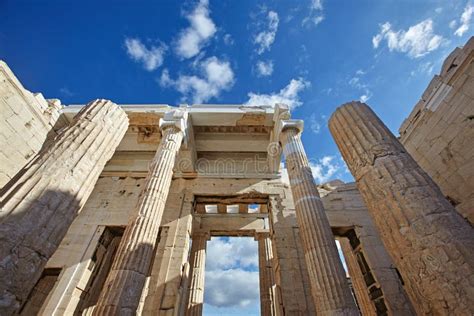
[93,119,184,315]
[257,234,277,316]
[280,124,358,315]
[338,239,376,316]
[0,99,128,315]
[186,233,208,316]
[329,102,474,315]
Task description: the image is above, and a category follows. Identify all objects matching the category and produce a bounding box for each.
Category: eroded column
[93,110,186,315]
[338,239,376,316]
[0,99,128,315]
[329,101,474,315]
[186,232,209,316]
[256,233,277,316]
[280,120,358,315]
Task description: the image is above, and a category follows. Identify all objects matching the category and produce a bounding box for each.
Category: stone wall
[26,173,414,315]
[39,176,145,315]
[399,37,474,222]
[0,61,62,187]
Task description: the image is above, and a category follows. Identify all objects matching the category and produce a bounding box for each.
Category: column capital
[273,103,290,121]
[159,108,188,133]
[279,119,304,136]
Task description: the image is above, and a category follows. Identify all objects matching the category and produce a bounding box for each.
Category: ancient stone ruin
[0,37,472,315]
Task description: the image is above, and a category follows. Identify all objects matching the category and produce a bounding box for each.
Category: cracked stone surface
[329,101,474,315]
[0,99,128,315]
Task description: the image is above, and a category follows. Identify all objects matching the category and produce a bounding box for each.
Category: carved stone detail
[280,125,359,315]
[0,99,128,315]
[329,101,474,315]
[93,110,186,315]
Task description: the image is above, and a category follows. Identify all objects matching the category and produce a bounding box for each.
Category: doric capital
[159,108,188,133]
[279,119,304,136]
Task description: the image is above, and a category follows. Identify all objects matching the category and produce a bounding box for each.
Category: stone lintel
[254,231,271,241]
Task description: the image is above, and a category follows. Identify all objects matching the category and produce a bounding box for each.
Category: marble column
[338,239,376,316]
[186,232,209,316]
[93,110,187,315]
[329,101,474,315]
[0,99,128,315]
[256,233,277,316]
[279,120,359,315]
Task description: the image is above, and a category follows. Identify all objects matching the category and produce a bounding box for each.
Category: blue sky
[1,0,473,183]
[1,1,473,313]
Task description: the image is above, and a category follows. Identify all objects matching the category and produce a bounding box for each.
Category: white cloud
[349,73,372,103]
[310,155,340,184]
[124,38,166,71]
[204,237,259,308]
[205,269,259,308]
[175,0,217,59]
[302,0,324,27]
[159,56,234,103]
[360,94,372,103]
[223,33,234,45]
[245,78,310,109]
[410,61,436,77]
[372,19,444,58]
[449,20,458,29]
[310,0,323,10]
[255,60,274,77]
[419,61,434,75]
[454,3,474,36]
[254,10,279,54]
[206,237,258,271]
[302,15,324,27]
[309,113,322,134]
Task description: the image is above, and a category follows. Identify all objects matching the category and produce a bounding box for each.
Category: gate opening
[203,236,260,316]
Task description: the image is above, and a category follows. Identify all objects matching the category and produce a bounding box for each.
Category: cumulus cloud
[254,10,279,54]
[281,155,344,185]
[302,0,324,27]
[204,238,259,308]
[245,78,310,109]
[124,38,166,71]
[454,3,474,36]
[175,0,216,59]
[255,60,274,77]
[206,237,258,271]
[372,19,444,58]
[349,73,372,103]
[205,269,259,308]
[159,56,234,103]
[310,156,340,184]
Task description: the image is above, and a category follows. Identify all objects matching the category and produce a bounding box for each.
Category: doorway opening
[203,236,260,316]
